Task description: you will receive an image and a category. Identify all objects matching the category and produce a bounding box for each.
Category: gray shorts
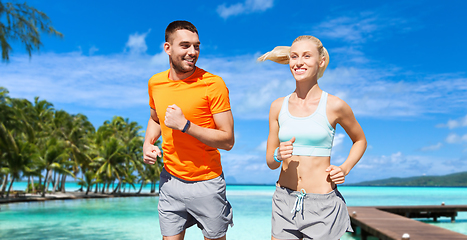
[158,168,233,239]
[272,185,353,240]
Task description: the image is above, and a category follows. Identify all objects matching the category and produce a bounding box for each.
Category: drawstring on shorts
[291,189,307,214]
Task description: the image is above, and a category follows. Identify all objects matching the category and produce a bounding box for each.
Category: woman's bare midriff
[277,155,335,194]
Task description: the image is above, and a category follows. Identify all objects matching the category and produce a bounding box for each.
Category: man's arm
[187,109,235,151]
[143,108,162,165]
[164,104,234,151]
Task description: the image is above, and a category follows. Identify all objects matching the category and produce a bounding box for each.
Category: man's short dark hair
[165,20,198,43]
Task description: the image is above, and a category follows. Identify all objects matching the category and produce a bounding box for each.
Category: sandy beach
[0,191,158,205]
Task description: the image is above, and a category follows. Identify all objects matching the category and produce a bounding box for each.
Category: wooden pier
[348,205,467,240]
[377,205,467,222]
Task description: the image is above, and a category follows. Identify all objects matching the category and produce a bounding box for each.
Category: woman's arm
[326,96,367,184]
[266,97,294,169]
[266,99,282,169]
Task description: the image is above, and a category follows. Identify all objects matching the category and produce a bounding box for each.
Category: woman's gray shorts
[272,185,353,240]
[158,168,233,239]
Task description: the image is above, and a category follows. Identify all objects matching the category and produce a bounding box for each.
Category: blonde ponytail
[257,36,330,79]
[257,46,290,65]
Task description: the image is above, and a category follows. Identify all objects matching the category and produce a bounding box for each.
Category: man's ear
[164,42,171,55]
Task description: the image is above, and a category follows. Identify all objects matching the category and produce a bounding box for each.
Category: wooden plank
[377,205,467,214]
[349,207,467,240]
[376,205,467,222]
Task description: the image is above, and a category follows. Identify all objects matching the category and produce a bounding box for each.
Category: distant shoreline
[8,181,467,188]
[343,185,467,188]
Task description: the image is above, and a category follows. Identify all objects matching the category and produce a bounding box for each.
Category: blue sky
[2,0,467,184]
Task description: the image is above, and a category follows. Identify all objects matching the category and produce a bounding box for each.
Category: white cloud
[3,44,467,123]
[206,56,464,120]
[319,69,467,118]
[331,156,346,165]
[217,3,243,19]
[217,0,274,19]
[220,152,278,184]
[2,32,168,110]
[333,133,346,147]
[315,12,411,44]
[220,139,467,184]
[3,53,159,108]
[316,16,378,43]
[349,152,467,183]
[202,55,294,119]
[89,46,99,55]
[256,140,267,152]
[3,48,467,123]
[437,115,467,129]
[356,152,405,168]
[420,142,443,151]
[330,46,368,65]
[125,30,151,54]
[151,50,168,65]
[235,79,282,116]
[446,133,467,144]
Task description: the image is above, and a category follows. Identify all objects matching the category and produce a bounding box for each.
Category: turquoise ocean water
[1,183,466,239]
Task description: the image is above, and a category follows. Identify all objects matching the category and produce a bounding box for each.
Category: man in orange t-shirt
[143,20,235,240]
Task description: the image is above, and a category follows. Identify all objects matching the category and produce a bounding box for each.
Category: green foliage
[0,1,63,62]
[26,182,43,193]
[0,86,162,197]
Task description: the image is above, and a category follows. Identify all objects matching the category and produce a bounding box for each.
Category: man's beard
[171,57,196,74]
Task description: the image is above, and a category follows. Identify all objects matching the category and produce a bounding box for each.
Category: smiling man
[143,20,235,240]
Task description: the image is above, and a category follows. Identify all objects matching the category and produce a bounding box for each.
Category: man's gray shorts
[272,185,353,240]
[158,168,233,239]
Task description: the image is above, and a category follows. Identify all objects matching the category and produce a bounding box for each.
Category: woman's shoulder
[326,93,352,113]
[269,96,287,116]
[271,96,287,108]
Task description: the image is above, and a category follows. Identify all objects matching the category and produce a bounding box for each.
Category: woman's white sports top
[278,91,335,157]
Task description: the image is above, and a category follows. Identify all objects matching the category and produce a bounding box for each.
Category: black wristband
[181,120,190,133]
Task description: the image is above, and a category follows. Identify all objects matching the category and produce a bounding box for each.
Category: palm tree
[0,93,55,197]
[92,117,147,194]
[65,114,94,192]
[0,1,62,62]
[28,97,54,193]
[0,87,11,196]
[93,135,127,194]
[3,135,37,198]
[0,96,40,198]
[77,170,96,195]
[136,170,148,194]
[121,164,138,193]
[104,116,161,194]
[38,137,71,197]
[137,161,162,194]
[120,119,147,194]
[52,111,94,193]
[0,87,156,197]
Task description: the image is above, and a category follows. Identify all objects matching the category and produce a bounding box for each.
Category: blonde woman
[259,36,367,240]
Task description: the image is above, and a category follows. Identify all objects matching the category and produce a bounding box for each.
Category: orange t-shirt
[148,67,231,181]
